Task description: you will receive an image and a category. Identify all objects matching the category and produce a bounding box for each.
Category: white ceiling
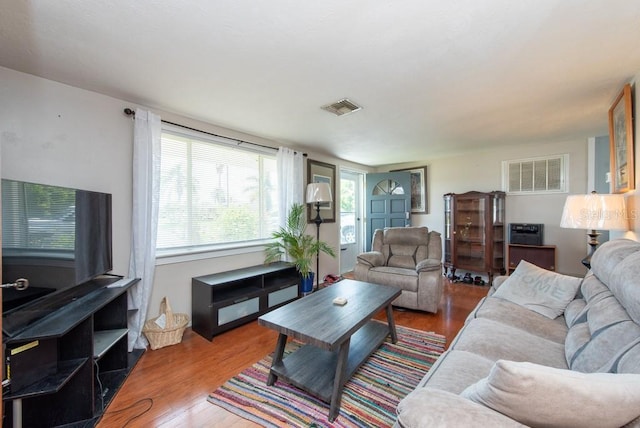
[2,1,640,166]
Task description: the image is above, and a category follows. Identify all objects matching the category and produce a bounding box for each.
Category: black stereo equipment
[509,223,544,246]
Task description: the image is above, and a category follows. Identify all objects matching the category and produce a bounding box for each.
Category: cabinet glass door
[455,196,486,270]
[443,194,452,266]
[492,193,505,271]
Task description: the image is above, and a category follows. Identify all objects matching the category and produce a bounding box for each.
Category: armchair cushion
[416,258,441,272]
[356,251,384,268]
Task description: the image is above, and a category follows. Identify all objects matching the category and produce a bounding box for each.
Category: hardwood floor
[97,279,487,428]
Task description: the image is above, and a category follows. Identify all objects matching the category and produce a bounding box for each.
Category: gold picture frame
[609,83,634,193]
[307,159,336,223]
[391,166,428,214]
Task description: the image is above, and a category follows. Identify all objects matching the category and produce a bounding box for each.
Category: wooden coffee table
[258,279,401,421]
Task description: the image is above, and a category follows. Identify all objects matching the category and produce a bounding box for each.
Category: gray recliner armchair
[354,226,444,313]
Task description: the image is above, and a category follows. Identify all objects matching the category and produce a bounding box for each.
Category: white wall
[382,139,589,276]
[1,66,134,277]
[0,66,370,321]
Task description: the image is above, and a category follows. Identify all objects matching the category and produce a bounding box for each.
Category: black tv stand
[2,276,142,427]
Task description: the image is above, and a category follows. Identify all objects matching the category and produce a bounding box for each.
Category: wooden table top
[258,279,400,351]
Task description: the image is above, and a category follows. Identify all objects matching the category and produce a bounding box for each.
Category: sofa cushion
[396,388,525,428]
[565,284,640,372]
[451,318,568,368]
[461,360,640,428]
[492,261,581,319]
[467,296,567,343]
[417,350,495,394]
[580,271,613,303]
[607,251,640,325]
[616,340,640,374]
[590,239,640,293]
[591,239,640,325]
[570,321,640,372]
[564,321,591,367]
[564,298,587,327]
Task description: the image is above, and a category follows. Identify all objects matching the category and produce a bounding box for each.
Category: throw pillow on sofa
[492,260,581,319]
[460,360,640,428]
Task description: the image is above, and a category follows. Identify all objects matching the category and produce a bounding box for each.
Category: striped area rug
[207,325,445,427]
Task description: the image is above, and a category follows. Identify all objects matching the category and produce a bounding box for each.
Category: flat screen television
[2,179,113,337]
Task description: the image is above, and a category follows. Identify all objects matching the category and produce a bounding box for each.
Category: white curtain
[277,147,304,227]
[127,108,161,351]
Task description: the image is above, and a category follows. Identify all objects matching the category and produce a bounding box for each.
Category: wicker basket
[143,297,189,350]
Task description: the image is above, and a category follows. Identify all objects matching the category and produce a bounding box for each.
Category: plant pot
[300,272,314,296]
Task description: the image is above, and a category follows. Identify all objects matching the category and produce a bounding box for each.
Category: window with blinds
[502,155,568,194]
[157,127,279,255]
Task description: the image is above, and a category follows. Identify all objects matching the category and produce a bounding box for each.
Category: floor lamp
[560,191,628,269]
[306,182,332,289]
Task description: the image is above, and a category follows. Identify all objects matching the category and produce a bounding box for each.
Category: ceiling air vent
[321,98,362,116]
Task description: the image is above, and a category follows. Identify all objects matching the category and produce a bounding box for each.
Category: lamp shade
[560,193,628,231]
[306,182,332,204]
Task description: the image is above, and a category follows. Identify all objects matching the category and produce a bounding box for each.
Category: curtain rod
[123,108,306,156]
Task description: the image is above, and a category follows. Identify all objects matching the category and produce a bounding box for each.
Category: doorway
[364,172,411,251]
[339,170,364,274]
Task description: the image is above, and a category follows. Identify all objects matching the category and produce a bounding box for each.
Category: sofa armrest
[356,251,385,267]
[416,258,441,273]
[396,388,525,428]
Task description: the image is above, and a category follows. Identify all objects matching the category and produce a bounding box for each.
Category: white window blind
[502,155,568,194]
[157,128,278,255]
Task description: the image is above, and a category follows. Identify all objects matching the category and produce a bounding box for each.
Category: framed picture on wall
[307,159,336,223]
[391,166,428,214]
[609,83,635,193]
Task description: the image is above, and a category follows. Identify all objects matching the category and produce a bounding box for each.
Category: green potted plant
[264,203,336,294]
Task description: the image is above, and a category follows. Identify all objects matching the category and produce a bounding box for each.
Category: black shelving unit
[2,277,142,428]
[192,262,300,341]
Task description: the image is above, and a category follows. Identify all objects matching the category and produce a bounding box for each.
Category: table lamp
[560,191,628,268]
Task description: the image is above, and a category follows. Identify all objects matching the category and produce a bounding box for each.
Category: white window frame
[501,154,569,195]
[155,124,278,263]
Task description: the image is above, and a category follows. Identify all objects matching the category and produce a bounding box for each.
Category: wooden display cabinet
[443,191,506,284]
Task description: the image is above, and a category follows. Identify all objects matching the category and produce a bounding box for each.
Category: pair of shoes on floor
[461,273,486,285]
[474,276,486,286]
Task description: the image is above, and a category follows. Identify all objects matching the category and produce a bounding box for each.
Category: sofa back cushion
[565,240,640,372]
[616,341,640,373]
[590,239,640,324]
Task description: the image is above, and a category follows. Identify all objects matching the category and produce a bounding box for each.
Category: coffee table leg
[386,304,398,343]
[267,333,287,386]
[329,337,351,422]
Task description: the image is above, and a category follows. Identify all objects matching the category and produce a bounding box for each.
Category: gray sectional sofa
[395,239,640,428]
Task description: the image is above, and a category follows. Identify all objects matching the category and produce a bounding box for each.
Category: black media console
[191,262,300,341]
[2,276,142,428]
